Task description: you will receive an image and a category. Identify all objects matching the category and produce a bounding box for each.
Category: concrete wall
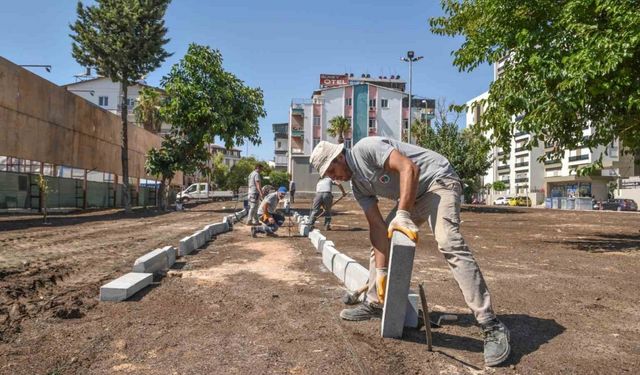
[0,57,181,184]
[377,87,403,141]
[322,88,343,144]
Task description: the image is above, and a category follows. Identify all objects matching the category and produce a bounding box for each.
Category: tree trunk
[121,84,131,212]
[158,177,168,211]
[338,132,344,144]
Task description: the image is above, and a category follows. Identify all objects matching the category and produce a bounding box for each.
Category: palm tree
[134,87,164,133]
[327,116,351,144]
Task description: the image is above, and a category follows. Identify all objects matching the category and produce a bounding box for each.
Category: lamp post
[401,51,423,144]
[19,64,52,72]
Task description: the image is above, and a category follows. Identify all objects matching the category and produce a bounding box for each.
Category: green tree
[492,181,507,192]
[226,157,269,192]
[209,152,229,189]
[146,44,265,207]
[70,0,171,212]
[268,170,290,190]
[413,100,492,201]
[135,87,164,133]
[327,116,351,144]
[430,0,640,160]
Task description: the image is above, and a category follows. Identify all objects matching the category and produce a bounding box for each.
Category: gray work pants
[364,178,495,324]
[246,193,260,224]
[309,192,333,226]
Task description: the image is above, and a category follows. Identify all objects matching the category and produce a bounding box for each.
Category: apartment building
[272,123,289,170]
[466,92,620,202]
[64,75,171,135]
[288,73,435,192]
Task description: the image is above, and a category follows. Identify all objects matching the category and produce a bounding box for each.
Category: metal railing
[515,162,529,168]
[515,177,529,183]
[514,147,528,153]
[497,165,510,170]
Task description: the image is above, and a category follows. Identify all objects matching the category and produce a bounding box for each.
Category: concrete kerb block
[332,253,356,283]
[322,245,340,272]
[133,248,170,274]
[381,231,416,338]
[212,222,227,235]
[405,293,419,328]
[179,235,195,256]
[100,272,153,301]
[299,223,311,237]
[203,225,214,241]
[344,262,369,292]
[224,216,234,230]
[161,245,176,268]
[310,230,326,251]
[320,240,334,254]
[195,230,207,248]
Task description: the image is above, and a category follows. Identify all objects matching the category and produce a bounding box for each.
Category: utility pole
[401,51,423,144]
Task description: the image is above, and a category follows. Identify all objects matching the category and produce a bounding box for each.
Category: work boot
[250,227,257,238]
[266,232,278,238]
[481,319,511,367]
[324,224,332,231]
[340,302,382,321]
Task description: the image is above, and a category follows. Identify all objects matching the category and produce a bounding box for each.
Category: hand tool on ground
[341,284,369,305]
[419,282,433,352]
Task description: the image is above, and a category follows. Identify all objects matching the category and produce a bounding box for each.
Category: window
[344,138,352,149]
[124,97,135,107]
[313,116,320,126]
[313,138,320,148]
[403,119,409,129]
[368,118,376,129]
[380,99,388,108]
[344,98,352,106]
[346,117,352,126]
[369,99,376,108]
[276,141,281,149]
[98,96,109,107]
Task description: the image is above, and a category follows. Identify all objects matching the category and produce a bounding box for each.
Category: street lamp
[66,89,95,96]
[401,51,423,144]
[19,64,52,72]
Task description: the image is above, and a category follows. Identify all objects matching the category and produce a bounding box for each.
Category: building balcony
[515,177,529,183]
[515,162,529,168]
[291,107,304,116]
[497,165,510,171]
[291,129,304,137]
[544,159,561,166]
[368,128,377,136]
[514,146,528,153]
[514,131,528,138]
[568,154,589,162]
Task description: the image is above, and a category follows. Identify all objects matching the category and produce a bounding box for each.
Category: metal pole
[408,60,413,144]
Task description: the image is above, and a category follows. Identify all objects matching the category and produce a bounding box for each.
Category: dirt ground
[1,198,639,374]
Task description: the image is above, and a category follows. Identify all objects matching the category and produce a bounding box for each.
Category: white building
[466,92,621,202]
[288,74,435,192]
[63,76,171,135]
[208,144,242,168]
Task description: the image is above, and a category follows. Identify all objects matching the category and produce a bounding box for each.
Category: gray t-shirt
[347,136,458,212]
[289,180,296,191]
[258,192,279,215]
[248,170,261,196]
[316,177,334,193]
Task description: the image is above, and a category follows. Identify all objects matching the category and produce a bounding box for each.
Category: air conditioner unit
[369,107,375,111]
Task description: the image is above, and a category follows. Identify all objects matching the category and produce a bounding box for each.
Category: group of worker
[243,136,511,367]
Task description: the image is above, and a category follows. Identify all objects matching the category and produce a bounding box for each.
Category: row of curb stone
[99,208,248,301]
[291,210,420,330]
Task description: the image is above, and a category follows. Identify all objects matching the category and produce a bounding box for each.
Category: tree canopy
[412,101,492,200]
[327,116,351,144]
[70,0,172,211]
[430,0,640,157]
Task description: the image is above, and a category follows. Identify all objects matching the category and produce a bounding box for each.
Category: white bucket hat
[309,141,344,177]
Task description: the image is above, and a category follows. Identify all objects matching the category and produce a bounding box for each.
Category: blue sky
[1,0,492,161]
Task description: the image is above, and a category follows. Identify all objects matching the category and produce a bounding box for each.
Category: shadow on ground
[546,232,640,253]
[403,313,565,366]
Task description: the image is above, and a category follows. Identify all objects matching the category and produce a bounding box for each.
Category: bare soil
[1,199,639,374]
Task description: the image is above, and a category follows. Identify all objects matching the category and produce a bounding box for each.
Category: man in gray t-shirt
[246,164,263,225]
[251,187,287,237]
[310,137,511,367]
[308,177,346,230]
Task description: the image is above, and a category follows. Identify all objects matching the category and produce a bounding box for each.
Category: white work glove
[387,210,419,242]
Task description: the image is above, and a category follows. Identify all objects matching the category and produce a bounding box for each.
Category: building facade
[466,92,621,203]
[288,74,435,192]
[63,76,171,135]
[272,123,289,170]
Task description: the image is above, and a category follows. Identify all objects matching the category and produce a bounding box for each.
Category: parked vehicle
[600,198,638,211]
[493,196,509,205]
[176,183,234,203]
[508,196,532,207]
